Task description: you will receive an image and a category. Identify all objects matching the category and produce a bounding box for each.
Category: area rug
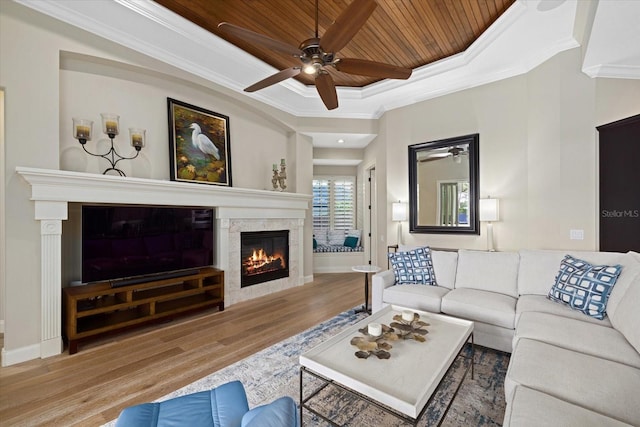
[110,309,510,426]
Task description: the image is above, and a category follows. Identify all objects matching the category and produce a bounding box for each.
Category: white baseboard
[2,343,41,367]
[304,274,314,283]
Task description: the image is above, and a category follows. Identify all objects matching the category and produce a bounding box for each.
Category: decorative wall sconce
[73,113,145,176]
[480,197,500,251]
[271,158,287,191]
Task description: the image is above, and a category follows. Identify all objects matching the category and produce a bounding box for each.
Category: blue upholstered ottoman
[115,381,299,427]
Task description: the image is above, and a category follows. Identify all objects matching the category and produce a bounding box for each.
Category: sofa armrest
[372,270,395,313]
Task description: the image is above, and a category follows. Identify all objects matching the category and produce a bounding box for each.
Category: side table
[351,264,381,314]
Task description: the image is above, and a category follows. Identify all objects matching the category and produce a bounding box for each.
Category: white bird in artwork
[189,123,220,160]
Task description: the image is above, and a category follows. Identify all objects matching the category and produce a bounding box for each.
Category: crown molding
[14,0,591,119]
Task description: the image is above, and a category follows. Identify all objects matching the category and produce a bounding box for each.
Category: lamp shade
[479,198,499,222]
[392,202,408,222]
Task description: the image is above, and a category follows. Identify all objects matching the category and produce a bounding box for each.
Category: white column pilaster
[35,201,67,358]
[297,218,305,285]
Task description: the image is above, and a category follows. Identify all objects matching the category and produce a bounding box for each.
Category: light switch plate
[570,229,584,240]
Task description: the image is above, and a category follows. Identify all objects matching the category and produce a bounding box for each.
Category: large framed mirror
[408,133,479,234]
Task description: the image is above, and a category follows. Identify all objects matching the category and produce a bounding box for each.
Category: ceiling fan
[419,146,469,163]
[217,0,412,110]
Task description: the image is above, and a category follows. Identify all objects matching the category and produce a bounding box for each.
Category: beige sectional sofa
[372,248,640,426]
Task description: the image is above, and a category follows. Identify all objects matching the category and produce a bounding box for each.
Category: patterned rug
[110,309,509,426]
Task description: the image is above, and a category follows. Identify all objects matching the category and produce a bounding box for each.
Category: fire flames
[243,248,286,275]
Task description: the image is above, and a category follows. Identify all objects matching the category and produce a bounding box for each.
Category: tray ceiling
[154,0,515,88]
[14,0,640,120]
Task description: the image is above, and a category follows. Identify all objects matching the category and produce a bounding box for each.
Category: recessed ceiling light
[337,139,345,144]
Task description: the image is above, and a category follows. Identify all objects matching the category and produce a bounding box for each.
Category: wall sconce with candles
[479,197,500,251]
[72,113,145,176]
[392,201,408,245]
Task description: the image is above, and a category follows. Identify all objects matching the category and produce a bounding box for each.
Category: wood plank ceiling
[154,0,515,88]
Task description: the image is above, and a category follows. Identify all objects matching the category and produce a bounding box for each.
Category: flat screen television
[82,205,215,285]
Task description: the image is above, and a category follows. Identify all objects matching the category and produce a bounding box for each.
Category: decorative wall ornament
[168,98,232,186]
[271,158,287,191]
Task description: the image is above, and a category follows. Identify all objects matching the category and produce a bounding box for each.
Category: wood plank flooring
[0,273,364,426]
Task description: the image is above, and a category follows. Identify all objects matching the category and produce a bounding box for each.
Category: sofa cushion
[431,250,458,289]
[383,284,449,313]
[608,269,640,354]
[327,229,345,245]
[454,250,519,298]
[388,246,437,285]
[441,288,516,329]
[514,311,640,368]
[517,250,567,296]
[505,339,640,426]
[504,385,633,427]
[518,250,637,296]
[605,253,640,320]
[516,295,612,327]
[314,230,328,246]
[547,255,622,320]
[347,229,361,246]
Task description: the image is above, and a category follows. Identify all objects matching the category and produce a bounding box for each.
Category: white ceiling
[16,0,640,152]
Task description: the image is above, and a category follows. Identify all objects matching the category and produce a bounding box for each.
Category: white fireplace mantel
[15,167,311,362]
[16,167,310,211]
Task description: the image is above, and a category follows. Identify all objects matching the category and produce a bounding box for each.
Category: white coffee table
[299,305,474,425]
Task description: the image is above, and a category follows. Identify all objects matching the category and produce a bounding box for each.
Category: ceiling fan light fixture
[303,57,323,75]
[303,63,318,75]
[218,0,411,110]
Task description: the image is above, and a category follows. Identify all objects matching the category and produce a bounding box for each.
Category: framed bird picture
[167,98,232,186]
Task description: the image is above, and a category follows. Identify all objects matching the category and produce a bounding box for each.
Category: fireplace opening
[241,230,289,287]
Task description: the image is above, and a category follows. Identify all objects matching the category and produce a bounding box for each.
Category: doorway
[1,88,5,335]
[597,114,640,252]
[365,166,377,265]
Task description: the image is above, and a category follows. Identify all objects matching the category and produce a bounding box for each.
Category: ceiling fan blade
[336,58,412,79]
[315,72,338,110]
[244,67,301,92]
[320,0,377,53]
[218,22,302,57]
[419,153,451,162]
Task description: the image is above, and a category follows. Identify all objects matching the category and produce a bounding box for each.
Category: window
[312,176,356,233]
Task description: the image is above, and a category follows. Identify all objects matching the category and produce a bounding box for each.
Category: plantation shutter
[312,176,356,232]
[312,178,331,232]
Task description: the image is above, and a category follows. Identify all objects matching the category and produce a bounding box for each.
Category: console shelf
[64,267,224,354]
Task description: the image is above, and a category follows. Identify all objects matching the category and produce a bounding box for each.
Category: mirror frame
[408,133,480,235]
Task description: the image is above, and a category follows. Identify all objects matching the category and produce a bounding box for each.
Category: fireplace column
[35,201,67,358]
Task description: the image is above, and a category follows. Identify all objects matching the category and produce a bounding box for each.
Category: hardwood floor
[0,273,364,426]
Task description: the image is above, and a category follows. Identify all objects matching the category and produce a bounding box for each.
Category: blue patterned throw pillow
[388,246,437,285]
[548,255,622,320]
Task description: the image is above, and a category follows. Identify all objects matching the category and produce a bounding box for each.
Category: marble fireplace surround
[16,167,310,360]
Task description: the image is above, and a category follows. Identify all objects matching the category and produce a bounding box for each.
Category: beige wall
[378,48,640,268]
[2,1,640,363]
[0,2,312,358]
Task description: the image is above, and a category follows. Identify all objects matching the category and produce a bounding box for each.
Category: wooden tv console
[63,267,224,354]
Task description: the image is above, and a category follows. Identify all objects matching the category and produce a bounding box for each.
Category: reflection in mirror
[409,134,479,234]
